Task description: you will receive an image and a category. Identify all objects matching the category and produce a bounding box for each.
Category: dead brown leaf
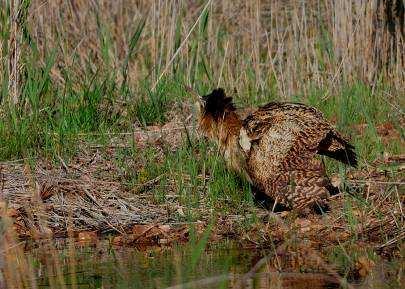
[376,122,395,136]
[295,218,312,233]
[355,256,375,278]
[352,123,368,135]
[112,235,124,246]
[77,231,98,245]
[40,183,56,201]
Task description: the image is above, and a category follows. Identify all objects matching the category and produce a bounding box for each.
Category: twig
[82,189,125,235]
[8,0,21,105]
[217,39,229,87]
[348,180,405,185]
[377,231,405,249]
[238,255,271,286]
[57,155,69,173]
[132,174,164,194]
[45,125,196,137]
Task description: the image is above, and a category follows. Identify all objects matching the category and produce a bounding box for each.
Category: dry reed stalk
[332,0,404,85]
[24,0,402,99]
[8,0,21,105]
[152,0,213,91]
[1,217,38,289]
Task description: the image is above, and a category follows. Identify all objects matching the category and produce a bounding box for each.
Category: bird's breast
[238,127,252,155]
[223,137,252,183]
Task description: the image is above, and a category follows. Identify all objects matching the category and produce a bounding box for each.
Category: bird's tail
[321,143,358,168]
[318,132,358,168]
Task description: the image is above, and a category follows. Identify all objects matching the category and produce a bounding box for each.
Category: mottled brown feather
[198,89,357,211]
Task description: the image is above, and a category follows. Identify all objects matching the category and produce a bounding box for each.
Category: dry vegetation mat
[1,121,403,262]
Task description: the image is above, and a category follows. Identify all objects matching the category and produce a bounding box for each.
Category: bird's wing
[242,102,326,141]
[239,104,333,208]
[239,102,337,180]
[240,103,332,152]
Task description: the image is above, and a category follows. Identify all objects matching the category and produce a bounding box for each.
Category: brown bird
[195,88,357,212]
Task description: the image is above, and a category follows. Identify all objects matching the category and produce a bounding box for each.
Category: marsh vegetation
[0,0,404,288]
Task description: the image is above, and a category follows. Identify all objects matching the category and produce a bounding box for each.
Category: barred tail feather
[319,145,358,168]
[318,132,358,168]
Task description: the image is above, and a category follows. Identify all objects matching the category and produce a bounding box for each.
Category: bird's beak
[185,86,205,119]
[197,95,205,106]
[185,85,204,106]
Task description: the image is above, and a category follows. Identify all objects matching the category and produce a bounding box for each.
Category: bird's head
[186,86,236,120]
[186,87,240,140]
[196,88,236,120]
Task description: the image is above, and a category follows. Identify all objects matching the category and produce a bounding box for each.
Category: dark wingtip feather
[346,147,358,168]
[338,145,358,168]
[318,132,358,168]
[320,146,358,168]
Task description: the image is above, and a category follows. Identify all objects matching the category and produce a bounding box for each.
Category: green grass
[1,64,401,163]
[117,137,255,219]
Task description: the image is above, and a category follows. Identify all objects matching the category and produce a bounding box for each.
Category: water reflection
[24,241,397,289]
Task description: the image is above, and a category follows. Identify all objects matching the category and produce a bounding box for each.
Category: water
[32,242,258,288]
[25,241,340,289]
[21,241,399,289]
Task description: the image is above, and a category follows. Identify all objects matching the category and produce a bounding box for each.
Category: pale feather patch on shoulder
[239,128,252,154]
